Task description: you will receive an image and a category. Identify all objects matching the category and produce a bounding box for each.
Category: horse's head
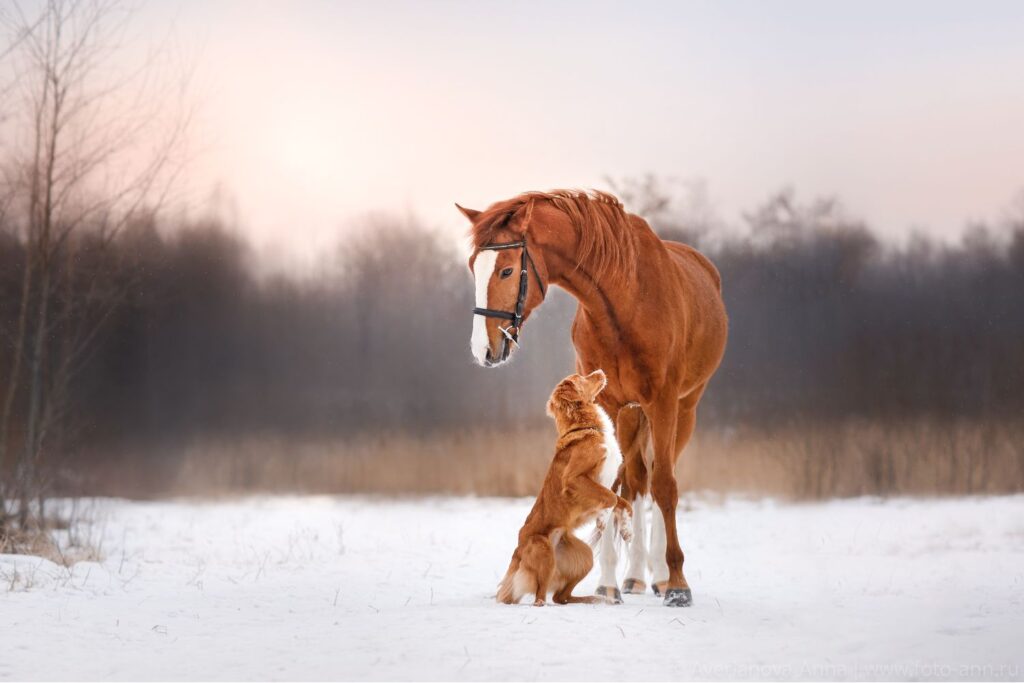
[458,201,548,368]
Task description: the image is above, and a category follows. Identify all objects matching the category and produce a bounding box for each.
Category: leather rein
[472,239,546,363]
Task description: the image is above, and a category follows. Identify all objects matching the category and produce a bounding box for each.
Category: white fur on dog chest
[594,405,622,488]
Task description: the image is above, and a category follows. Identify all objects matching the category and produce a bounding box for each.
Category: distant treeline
[1,190,1023,462]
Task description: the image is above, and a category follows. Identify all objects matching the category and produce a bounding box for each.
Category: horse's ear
[506,200,535,235]
[455,203,481,222]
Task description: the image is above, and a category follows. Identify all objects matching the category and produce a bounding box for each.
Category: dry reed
[75,418,1024,500]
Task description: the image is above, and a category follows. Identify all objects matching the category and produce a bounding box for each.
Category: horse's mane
[470,189,640,278]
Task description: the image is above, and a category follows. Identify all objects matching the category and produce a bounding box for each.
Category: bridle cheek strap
[472,239,546,362]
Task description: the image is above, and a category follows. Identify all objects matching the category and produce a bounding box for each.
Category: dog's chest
[594,406,622,488]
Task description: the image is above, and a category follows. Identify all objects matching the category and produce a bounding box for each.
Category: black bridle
[472,239,546,363]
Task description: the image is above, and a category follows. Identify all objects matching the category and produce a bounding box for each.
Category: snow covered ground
[2,495,1023,681]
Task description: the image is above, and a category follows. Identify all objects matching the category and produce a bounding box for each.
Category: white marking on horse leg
[625,494,648,581]
[597,510,619,588]
[470,250,498,365]
[649,500,670,584]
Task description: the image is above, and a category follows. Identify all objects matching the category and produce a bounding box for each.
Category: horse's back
[662,240,722,294]
[660,240,728,388]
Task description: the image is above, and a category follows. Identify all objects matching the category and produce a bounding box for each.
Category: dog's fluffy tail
[497,567,534,604]
[496,556,525,604]
[496,570,516,604]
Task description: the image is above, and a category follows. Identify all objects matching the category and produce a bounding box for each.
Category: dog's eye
[499,267,514,279]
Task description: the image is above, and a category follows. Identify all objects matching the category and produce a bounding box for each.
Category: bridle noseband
[472,239,546,363]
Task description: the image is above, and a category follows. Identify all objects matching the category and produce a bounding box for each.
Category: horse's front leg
[623,492,649,595]
[617,406,651,595]
[590,396,624,604]
[645,396,691,607]
[594,508,622,604]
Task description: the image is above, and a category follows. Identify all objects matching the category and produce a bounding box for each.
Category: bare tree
[605,174,724,247]
[0,0,191,532]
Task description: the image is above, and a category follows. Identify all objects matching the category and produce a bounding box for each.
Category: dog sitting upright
[497,369,633,606]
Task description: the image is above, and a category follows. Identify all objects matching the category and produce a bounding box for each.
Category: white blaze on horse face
[471,249,498,365]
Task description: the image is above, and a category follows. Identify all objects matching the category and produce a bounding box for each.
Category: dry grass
[0,502,103,568]
[77,418,1024,500]
[172,427,558,497]
[682,418,1024,499]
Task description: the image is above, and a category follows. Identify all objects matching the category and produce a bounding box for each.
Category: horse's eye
[500,267,514,279]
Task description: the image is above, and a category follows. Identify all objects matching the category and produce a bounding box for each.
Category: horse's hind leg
[647,393,700,607]
[654,392,706,605]
[649,494,669,596]
[553,534,603,604]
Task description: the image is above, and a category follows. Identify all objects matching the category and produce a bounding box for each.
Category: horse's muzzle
[483,343,513,368]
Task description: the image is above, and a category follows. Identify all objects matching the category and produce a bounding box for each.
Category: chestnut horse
[460,190,727,607]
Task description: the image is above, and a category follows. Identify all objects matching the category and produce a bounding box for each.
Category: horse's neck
[536,225,642,324]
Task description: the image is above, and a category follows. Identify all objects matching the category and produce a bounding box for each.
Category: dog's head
[546,369,607,420]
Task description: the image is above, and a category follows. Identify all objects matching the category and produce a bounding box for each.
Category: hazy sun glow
[117,0,1024,269]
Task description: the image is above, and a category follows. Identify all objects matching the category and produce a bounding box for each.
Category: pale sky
[132,0,1024,268]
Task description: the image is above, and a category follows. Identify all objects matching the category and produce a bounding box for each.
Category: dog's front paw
[595,513,607,533]
[617,510,633,542]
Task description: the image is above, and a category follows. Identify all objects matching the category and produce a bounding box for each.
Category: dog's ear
[547,379,574,417]
[581,369,607,402]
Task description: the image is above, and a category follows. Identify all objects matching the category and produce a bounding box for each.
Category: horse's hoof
[652,581,667,597]
[663,588,693,607]
[622,578,647,594]
[594,586,623,604]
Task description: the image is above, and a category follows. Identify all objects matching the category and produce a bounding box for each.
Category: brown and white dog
[496,369,633,606]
